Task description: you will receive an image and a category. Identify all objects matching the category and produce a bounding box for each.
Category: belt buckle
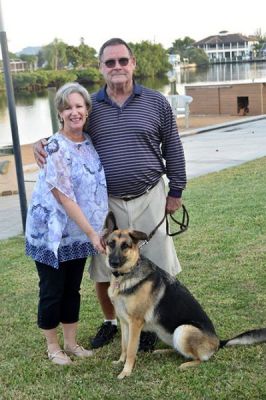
[146,182,156,194]
[146,185,152,194]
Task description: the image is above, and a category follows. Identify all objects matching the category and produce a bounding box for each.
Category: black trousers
[35,258,87,330]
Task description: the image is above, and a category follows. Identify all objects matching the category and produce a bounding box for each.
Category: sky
[0,0,265,55]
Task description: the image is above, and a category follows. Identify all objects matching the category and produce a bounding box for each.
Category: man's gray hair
[98,38,133,60]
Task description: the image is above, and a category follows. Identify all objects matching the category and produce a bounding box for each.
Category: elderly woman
[25,82,108,365]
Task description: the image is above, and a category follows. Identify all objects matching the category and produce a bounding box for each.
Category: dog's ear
[102,211,118,239]
[129,230,148,244]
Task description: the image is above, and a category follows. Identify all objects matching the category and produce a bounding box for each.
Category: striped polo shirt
[86,83,187,198]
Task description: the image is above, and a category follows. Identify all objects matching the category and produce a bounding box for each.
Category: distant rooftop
[195,33,250,46]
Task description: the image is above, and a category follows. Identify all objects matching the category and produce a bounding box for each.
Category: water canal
[0,62,265,146]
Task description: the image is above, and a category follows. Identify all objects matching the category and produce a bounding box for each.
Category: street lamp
[0,0,28,232]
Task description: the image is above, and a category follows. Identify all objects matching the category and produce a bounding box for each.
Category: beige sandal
[64,344,93,358]
[47,349,72,365]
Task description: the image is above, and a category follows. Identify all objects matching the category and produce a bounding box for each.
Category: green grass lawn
[0,157,265,400]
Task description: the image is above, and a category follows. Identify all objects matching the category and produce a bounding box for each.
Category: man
[34,38,187,351]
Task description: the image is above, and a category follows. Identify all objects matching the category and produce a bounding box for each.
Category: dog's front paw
[112,353,126,365]
[112,359,124,365]
[117,368,132,379]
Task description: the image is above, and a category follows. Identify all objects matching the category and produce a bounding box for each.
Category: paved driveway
[182,118,266,179]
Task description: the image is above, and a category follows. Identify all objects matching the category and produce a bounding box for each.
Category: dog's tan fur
[104,212,266,379]
[106,230,158,378]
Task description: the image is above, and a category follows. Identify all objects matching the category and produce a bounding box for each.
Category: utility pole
[48,87,59,133]
[0,0,28,232]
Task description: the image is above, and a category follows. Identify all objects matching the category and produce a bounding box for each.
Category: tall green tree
[43,38,67,70]
[78,43,98,68]
[66,43,98,69]
[168,36,195,55]
[130,41,171,78]
[253,28,266,56]
[66,45,80,68]
[8,51,17,59]
[184,47,209,65]
[37,49,46,68]
[168,36,209,65]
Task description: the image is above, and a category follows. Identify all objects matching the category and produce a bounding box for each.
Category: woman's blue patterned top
[25,132,108,268]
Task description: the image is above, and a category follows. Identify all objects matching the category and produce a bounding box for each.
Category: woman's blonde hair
[55,82,92,127]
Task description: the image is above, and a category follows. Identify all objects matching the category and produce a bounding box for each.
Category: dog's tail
[220,328,266,348]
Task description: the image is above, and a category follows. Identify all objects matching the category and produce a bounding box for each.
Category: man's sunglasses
[103,57,130,68]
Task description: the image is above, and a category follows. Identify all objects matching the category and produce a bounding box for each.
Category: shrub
[45,70,78,88]
[12,72,37,91]
[75,68,102,84]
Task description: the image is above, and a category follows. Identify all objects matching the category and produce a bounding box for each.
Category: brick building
[185,81,266,116]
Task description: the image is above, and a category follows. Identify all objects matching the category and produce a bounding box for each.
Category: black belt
[116,181,158,202]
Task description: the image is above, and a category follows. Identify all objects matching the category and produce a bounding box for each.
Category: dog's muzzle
[108,254,125,270]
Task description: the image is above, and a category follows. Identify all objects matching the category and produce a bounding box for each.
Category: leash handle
[140,204,189,249]
[166,204,189,236]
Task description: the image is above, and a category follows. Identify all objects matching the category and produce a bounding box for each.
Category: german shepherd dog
[103,212,266,379]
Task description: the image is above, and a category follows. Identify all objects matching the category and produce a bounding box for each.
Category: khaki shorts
[88,178,181,282]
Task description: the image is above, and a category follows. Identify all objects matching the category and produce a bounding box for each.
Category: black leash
[139,204,189,248]
[166,204,189,237]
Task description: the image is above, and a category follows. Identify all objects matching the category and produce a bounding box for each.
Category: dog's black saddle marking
[156,277,216,335]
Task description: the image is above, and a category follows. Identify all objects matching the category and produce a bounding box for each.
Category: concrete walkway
[182,115,266,179]
[0,115,265,240]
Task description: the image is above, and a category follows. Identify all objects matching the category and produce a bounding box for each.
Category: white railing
[165,95,193,128]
